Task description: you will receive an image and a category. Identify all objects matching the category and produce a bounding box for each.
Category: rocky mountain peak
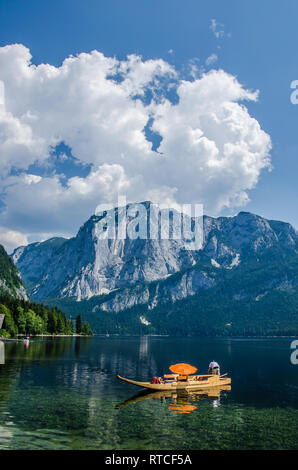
[11,205,297,305]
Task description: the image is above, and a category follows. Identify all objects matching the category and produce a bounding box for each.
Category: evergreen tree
[16,306,26,334]
[81,321,93,336]
[0,304,17,337]
[65,319,75,335]
[76,313,82,334]
[0,295,79,337]
[25,310,44,335]
[57,315,64,334]
[47,311,57,333]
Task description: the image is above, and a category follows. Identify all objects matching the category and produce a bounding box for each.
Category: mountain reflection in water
[0,336,297,450]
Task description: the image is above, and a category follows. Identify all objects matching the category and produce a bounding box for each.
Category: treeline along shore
[0,294,92,338]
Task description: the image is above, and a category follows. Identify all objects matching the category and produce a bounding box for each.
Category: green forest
[47,252,298,337]
[0,295,92,338]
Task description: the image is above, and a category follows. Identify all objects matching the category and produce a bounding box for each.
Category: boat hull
[116,374,231,391]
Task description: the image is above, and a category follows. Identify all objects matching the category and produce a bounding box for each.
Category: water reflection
[115,385,231,414]
[139,336,149,360]
[0,337,297,450]
[75,337,81,358]
[0,341,4,365]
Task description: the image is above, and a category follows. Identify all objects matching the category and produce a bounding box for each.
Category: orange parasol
[169,363,197,376]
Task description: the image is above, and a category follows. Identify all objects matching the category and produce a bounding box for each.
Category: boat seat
[177,375,188,381]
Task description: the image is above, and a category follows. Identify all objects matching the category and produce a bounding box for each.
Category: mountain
[0,244,28,300]
[12,203,200,301]
[12,237,68,297]
[11,203,298,335]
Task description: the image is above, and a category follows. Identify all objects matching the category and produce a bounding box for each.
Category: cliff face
[11,203,298,315]
[12,203,200,301]
[0,244,28,300]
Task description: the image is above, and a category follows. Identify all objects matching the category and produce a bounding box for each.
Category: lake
[0,336,297,450]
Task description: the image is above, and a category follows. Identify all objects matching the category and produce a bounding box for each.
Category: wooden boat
[116,373,231,391]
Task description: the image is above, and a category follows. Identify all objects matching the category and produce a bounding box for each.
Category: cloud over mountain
[0,44,271,250]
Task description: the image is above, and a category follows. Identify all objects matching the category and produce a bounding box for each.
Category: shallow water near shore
[0,336,297,450]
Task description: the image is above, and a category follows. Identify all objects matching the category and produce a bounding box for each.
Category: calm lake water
[0,336,297,450]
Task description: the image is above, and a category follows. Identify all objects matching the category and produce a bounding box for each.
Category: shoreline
[1,334,296,341]
[0,334,92,341]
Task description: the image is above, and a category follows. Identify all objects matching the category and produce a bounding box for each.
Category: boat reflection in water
[116,385,231,414]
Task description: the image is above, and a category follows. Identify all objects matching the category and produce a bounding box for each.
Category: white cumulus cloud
[0,227,28,253]
[0,44,271,249]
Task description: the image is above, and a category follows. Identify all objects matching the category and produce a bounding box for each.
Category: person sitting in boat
[151,376,160,384]
[208,360,220,375]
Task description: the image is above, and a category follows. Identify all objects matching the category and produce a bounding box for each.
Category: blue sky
[0,0,298,250]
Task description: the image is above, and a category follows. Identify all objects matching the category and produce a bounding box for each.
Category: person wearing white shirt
[208,360,220,375]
